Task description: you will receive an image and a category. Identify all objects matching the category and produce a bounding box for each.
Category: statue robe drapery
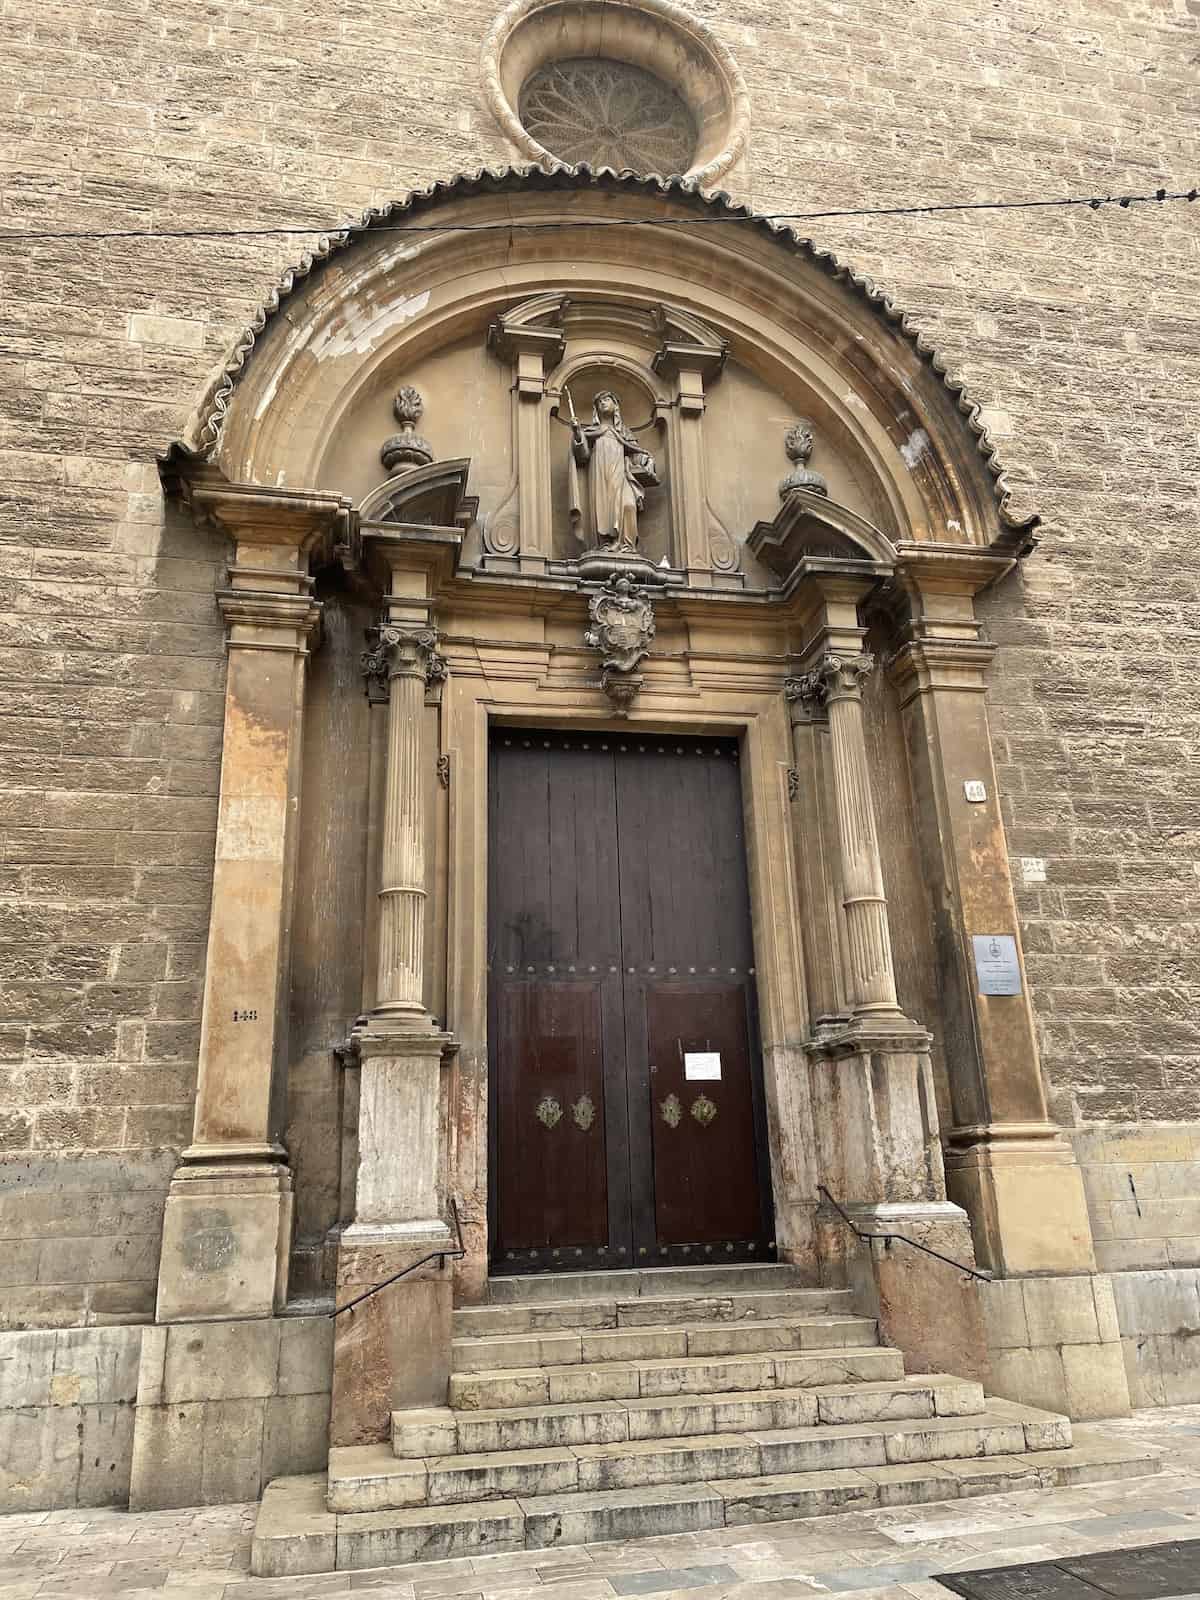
[569,412,657,551]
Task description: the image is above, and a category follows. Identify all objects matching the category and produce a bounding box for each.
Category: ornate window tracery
[518,57,698,175]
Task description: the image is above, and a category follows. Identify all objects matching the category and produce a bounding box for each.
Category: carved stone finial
[779,418,828,500]
[381,386,435,475]
[583,574,656,716]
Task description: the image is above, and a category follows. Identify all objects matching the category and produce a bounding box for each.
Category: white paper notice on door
[684,1052,722,1081]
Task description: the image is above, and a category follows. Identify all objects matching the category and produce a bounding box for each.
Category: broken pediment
[747,489,898,580]
[358,458,478,531]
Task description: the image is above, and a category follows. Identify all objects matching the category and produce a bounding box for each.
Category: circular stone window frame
[482,0,750,186]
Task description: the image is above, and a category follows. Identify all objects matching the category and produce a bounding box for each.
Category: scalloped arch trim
[165,164,1038,540]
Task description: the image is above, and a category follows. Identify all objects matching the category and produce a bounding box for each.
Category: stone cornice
[161,459,353,562]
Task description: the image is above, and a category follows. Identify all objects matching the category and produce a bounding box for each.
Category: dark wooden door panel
[641,982,763,1245]
[488,731,774,1272]
[492,980,609,1251]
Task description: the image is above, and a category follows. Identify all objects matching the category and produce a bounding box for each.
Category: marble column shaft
[789,652,899,1016]
[371,623,436,1018]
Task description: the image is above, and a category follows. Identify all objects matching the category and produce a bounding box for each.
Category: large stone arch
[154,168,1115,1445]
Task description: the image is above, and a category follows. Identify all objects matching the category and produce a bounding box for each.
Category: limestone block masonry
[0,0,1198,1537]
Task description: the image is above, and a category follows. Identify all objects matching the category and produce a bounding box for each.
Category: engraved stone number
[232,1009,259,1022]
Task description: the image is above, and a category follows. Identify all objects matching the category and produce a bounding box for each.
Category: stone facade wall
[0,1326,141,1511]
[1,0,1197,1324]
[0,1314,331,1514]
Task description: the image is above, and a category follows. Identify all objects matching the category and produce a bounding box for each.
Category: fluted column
[788,652,900,1017]
[363,621,440,1022]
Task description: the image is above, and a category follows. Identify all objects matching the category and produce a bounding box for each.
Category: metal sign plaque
[1061,1539,1200,1598]
[972,933,1022,996]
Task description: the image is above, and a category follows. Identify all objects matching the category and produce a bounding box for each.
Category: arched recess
[155,168,1101,1382]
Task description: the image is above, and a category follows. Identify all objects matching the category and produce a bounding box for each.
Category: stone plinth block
[354,1030,453,1227]
[946,1131,1097,1276]
[843,1201,991,1386]
[980,1273,1131,1421]
[331,1235,453,1447]
[808,1017,944,1209]
[156,1163,293,1322]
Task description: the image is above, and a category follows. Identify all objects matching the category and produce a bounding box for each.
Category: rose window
[518,57,698,175]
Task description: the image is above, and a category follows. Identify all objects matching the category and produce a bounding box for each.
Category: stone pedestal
[158,1165,293,1324]
[888,550,1097,1276]
[331,1232,453,1446]
[845,1202,990,1386]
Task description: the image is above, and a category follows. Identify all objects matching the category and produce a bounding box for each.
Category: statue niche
[567,389,660,555]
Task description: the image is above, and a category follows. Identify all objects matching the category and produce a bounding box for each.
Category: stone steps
[252,1266,1166,1576]
[334,1388,1021,1514]
[254,1438,1165,1575]
[396,1373,980,1456]
[478,1263,814,1303]
[451,1314,878,1372]
[448,1343,904,1409]
[453,1286,855,1336]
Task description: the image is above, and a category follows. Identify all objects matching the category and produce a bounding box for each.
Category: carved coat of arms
[583,575,655,674]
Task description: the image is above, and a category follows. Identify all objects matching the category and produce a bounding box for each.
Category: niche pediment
[184,169,1039,580]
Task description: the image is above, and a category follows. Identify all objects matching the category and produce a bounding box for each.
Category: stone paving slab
[2,1408,1200,1600]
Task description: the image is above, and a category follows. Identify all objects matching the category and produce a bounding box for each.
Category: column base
[156,1162,292,1322]
[838,1199,991,1386]
[945,1123,1097,1275]
[330,1225,453,1447]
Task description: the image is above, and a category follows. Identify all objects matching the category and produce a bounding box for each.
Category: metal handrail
[817,1184,992,1282]
[330,1197,467,1319]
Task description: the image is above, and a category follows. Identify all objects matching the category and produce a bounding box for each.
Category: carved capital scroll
[786,651,875,710]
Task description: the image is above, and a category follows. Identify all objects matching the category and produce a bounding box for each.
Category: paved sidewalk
[3,1408,1200,1600]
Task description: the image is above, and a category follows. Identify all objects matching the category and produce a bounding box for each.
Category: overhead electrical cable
[0,185,1195,245]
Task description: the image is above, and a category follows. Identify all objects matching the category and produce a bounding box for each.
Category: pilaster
[156,480,350,1323]
[887,548,1096,1276]
[653,325,735,584]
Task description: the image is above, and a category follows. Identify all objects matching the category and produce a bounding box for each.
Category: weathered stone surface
[252,1474,337,1577]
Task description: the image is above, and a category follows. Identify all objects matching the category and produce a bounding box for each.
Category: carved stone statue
[779,418,828,500]
[568,390,659,552]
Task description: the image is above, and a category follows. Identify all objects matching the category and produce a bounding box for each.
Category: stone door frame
[442,667,816,1294]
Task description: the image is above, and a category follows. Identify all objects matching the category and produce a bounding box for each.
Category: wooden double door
[487,729,774,1272]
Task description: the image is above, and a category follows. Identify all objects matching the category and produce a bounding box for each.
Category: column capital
[361,619,446,700]
[217,588,322,656]
[785,650,875,710]
[887,636,996,703]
